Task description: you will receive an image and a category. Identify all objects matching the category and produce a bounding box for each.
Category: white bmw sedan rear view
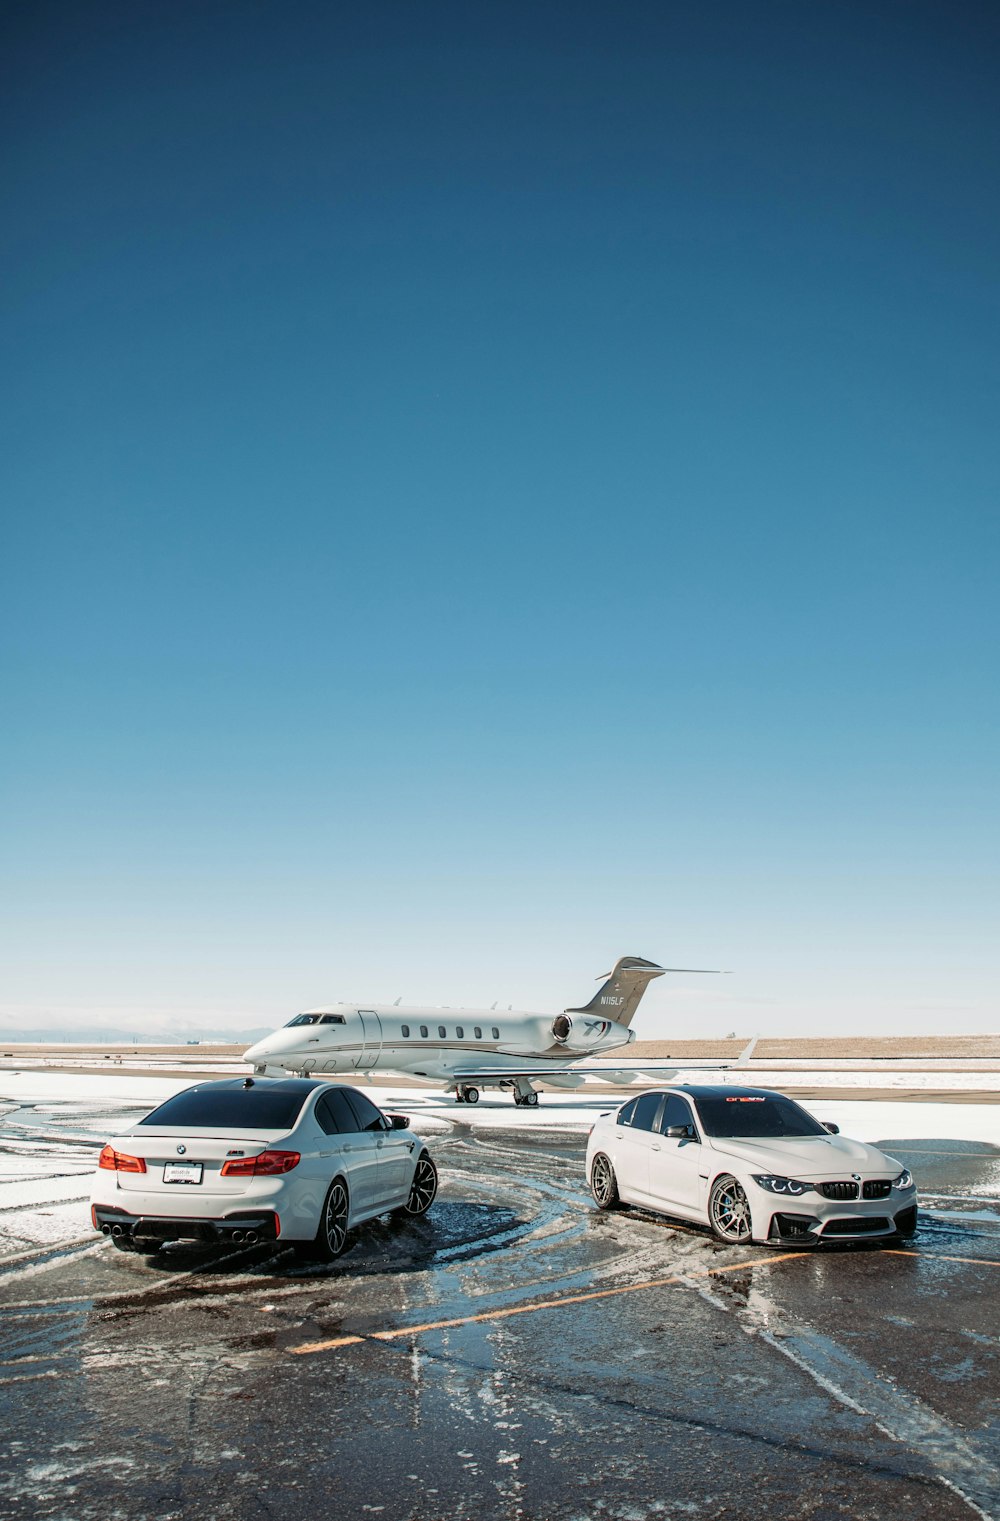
[91,1077,438,1259]
[587,1085,917,1246]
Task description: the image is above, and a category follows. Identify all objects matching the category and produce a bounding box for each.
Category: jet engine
[549,1014,615,1051]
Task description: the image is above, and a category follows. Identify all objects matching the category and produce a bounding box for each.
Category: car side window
[318,1088,363,1134]
[659,1094,697,1137]
[617,1097,638,1125]
[314,1095,336,1134]
[343,1088,388,1132]
[631,1092,665,1132]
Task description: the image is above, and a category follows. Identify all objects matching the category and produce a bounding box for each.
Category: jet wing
[450,1060,750,1084]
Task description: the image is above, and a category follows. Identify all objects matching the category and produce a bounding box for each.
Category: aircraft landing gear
[455,1085,480,1105]
[513,1081,539,1108]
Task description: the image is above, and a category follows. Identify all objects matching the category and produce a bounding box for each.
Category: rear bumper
[92,1203,280,1247]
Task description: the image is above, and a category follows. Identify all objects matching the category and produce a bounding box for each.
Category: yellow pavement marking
[886,1249,1000,1268]
[292,1252,809,1355]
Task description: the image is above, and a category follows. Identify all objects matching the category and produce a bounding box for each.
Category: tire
[313,1177,351,1261]
[396,1152,438,1218]
[524,1091,538,1107]
[465,1087,479,1104]
[590,1153,620,1210]
[110,1235,136,1253]
[709,1174,753,1244]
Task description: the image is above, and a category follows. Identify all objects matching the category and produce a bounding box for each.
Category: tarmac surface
[1,1090,999,1521]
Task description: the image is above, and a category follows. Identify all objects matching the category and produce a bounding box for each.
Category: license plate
[163,1161,203,1185]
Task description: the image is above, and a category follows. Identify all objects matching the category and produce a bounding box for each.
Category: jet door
[354,1010,383,1069]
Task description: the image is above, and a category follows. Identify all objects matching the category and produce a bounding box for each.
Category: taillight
[220,1150,300,1177]
[98,1145,146,1173]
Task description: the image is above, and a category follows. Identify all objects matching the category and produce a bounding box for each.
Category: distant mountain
[0,1025,272,1046]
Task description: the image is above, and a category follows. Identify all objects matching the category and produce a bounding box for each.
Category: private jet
[244,956,746,1106]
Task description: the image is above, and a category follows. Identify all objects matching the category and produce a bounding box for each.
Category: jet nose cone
[243,1038,272,1064]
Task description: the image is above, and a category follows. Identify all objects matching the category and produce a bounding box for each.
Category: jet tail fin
[565,955,666,1028]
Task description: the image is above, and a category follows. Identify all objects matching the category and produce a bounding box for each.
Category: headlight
[751,1174,813,1196]
[892,1169,913,1190]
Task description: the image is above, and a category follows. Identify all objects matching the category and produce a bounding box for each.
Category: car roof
[666,1084,786,1101]
[178,1077,328,1096]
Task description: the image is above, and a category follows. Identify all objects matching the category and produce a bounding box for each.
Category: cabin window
[491,1026,500,1040]
[438,1025,446,1039]
[420,1025,429,1038]
[474,1026,482,1039]
[456,1025,464,1039]
[401,1024,410,1038]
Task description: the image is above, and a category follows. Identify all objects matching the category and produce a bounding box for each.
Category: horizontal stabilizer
[565,955,665,1027]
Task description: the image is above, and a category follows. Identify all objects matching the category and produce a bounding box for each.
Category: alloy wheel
[710,1175,752,1243]
[323,1179,349,1256]
[591,1153,619,1209]
[404,1154,438,1216]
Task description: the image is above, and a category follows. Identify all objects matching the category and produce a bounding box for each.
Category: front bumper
[767,1199,918,1244]
[92,1203,280,1248]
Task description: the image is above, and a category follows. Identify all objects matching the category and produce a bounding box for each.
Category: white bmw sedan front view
[90,1077,438,1260]
[586,1085,917,1246]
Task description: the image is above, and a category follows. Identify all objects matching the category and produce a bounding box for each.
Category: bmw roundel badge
[177,1144,187,1155]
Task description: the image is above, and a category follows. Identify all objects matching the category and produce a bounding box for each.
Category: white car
[586,1085,917,1246]
[90,1076,438,1259]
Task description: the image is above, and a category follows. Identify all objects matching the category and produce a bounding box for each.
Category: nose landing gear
[455,1085,480,1104]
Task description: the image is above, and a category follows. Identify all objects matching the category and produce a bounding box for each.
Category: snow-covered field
[1,1069,997,1259]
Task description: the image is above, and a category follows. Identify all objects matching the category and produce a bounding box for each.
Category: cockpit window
[285,1013,345,1027]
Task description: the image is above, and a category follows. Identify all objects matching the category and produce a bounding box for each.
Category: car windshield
[695,1094,826,1139]
[139,1088,309,1130]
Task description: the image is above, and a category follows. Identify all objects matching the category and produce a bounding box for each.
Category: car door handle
[651,1144,661,1151]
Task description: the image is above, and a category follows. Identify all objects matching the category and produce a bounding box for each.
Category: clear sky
[2,2,998,1038]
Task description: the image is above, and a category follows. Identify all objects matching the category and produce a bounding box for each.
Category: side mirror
[388,1113,410,1130]
[665,1124,696,1140]
[822,1121,840,1135]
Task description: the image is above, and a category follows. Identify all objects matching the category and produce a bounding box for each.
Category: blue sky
[2,2,998,1037]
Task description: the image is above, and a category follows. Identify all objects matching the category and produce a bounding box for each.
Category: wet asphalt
[1,1122,999,1521]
